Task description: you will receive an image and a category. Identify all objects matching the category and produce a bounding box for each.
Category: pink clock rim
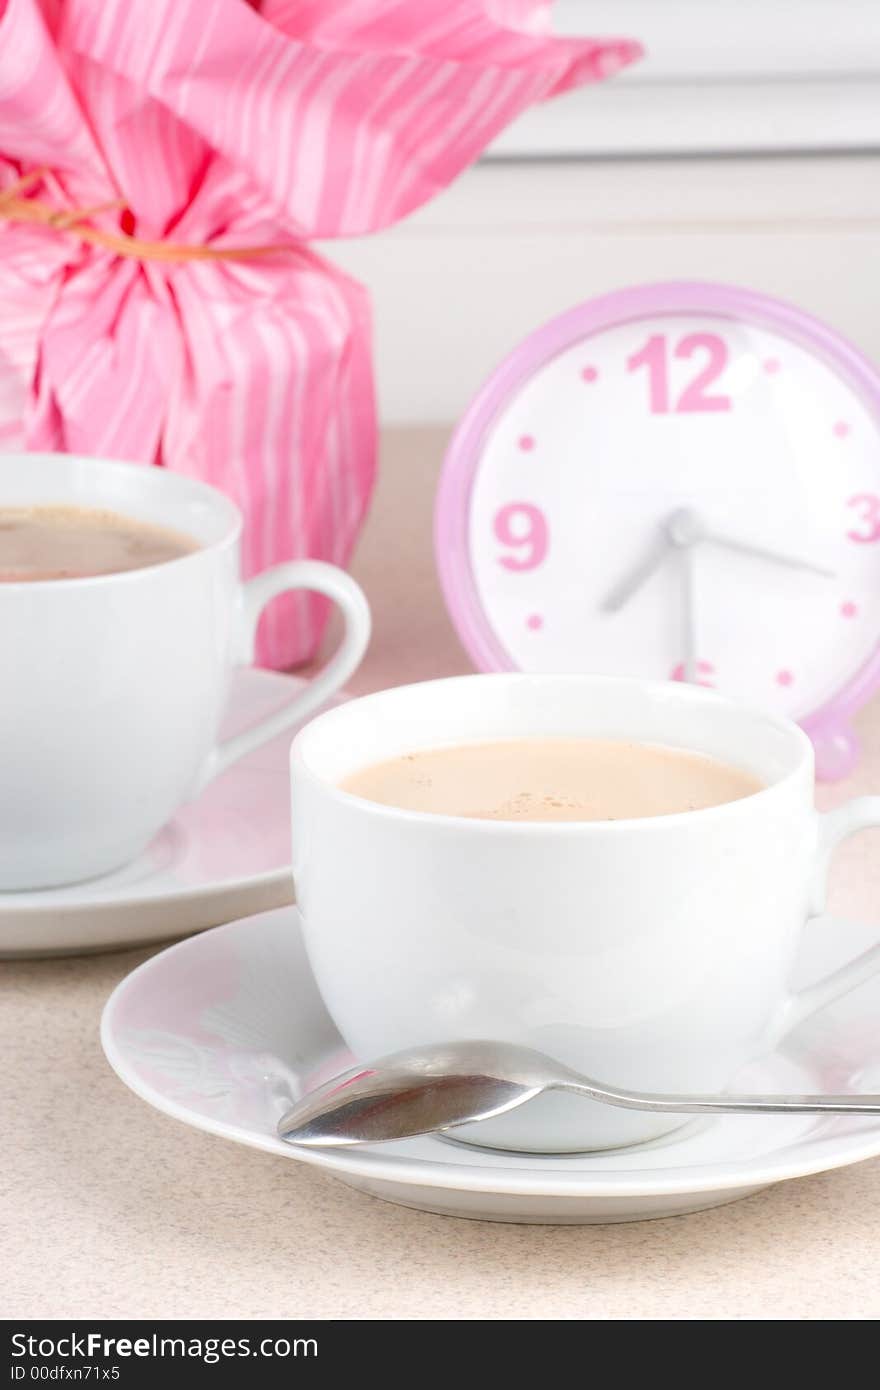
[434,279,880,742]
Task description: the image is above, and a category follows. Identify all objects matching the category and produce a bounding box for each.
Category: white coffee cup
[290,673,880,1153]
[0,453,370,890]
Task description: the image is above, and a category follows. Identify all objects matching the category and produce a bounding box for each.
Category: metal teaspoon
[276,1039,880,1147]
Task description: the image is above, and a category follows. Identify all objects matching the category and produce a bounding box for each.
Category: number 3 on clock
[627,333,732,414]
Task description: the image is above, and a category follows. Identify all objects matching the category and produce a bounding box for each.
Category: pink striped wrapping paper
[0,0,639,667]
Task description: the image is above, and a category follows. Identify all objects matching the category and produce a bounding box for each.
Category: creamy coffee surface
[0,505,198,581]
[340,737,764,822]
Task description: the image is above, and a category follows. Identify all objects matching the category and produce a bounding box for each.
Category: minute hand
[703,529,835,579]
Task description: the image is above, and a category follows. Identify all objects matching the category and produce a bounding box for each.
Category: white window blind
[488,0,880,157]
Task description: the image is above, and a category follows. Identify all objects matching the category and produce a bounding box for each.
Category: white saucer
[0,670,335,958]
[101,906,880,1224]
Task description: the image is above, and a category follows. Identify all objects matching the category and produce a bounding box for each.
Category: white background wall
[317,1,880,425]
[320,154,880,423]
[493,0,880,156]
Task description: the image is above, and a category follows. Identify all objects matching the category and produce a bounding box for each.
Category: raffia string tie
[0,168,289,263]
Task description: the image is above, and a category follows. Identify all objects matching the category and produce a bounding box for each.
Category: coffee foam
[341,737,763,823]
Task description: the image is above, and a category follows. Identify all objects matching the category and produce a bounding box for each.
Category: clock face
[447,299,880,723]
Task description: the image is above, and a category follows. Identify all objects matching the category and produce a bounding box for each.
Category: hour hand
[601,533,671,613]
[601,509,701,613]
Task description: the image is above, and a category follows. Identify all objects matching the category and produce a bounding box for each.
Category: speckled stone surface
[3,428,880,1320]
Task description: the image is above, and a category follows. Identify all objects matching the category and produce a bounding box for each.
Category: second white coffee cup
[0,453,370,890]
[291,674,880,1153]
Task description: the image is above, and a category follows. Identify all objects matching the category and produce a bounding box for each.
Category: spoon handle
[560,1081,880,1115]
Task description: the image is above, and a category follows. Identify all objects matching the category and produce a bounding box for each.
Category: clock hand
[664,509,702,682]
[600,531,672,613]
[601,509,705,614]
[666,507,706,549]
[681,544,698,684]
[702,527,835,579]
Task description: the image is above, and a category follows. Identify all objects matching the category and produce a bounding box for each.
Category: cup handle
[196,560,370,791]
[774,798,880,1037]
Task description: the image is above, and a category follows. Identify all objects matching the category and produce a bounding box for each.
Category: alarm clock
[435,282,880,780]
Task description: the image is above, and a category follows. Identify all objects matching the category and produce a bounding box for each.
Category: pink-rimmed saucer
[102,906,880,1225]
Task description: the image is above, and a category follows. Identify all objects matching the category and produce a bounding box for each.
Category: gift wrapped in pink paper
[0,0,638,667]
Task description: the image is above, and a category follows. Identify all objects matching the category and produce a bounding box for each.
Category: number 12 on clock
[627,333,731,415]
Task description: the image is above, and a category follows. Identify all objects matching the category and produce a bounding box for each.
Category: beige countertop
[4,427,880,1321]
